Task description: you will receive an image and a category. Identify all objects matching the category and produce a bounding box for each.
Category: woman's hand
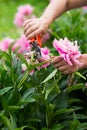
[51,55,87,74]
[23,17,50,39]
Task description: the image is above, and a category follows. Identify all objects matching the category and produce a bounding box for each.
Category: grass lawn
[0,0,49,39]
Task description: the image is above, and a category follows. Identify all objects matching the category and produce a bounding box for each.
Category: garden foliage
[0,0,87,130]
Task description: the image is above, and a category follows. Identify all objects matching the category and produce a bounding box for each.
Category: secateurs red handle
[30,35,42,47]
[30,35,42,59]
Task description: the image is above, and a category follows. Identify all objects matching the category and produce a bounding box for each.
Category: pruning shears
[30,35,42,59]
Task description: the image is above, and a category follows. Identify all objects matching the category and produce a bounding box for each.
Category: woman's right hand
[23,17,50,39]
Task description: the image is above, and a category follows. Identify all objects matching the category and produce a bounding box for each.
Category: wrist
[40,15,53,26]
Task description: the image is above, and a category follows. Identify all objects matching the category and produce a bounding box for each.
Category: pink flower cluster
[0,37,14,51]
[0,35,31,53]
[22,46,50,74]
[14,4,34,27]
[53,37,81,66]
[40,47,50,68]
[12,35,31,53]
[42,32,50,43]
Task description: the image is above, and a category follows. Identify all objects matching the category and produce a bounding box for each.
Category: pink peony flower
[12,35,32,53]
[53,37,82,66]
[22,60,34,75]
[14,4,34,27]
[42,32,50,43]
[18,5,34,16]
[0,37,14,51]
[14,12,24,27]
[39,47,50,68]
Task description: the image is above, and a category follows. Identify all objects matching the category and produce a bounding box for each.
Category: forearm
[41,0,87,25]
[40,0,67,25]
[67,0,87,10]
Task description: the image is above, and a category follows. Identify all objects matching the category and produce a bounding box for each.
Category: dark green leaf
[0,86,13,96]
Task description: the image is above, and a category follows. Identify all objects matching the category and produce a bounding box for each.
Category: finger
[53,61,66,68]
[51,56,62,64]
[62,70,71,74]
[25,25,38,36]
[50,56,57,60]
[58,65,69,71]
[23,19,33,27]
[53,60,67,69]
[26,29,42,39]
[24,22,34,32]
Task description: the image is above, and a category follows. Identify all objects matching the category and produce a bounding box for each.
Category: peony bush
[0,1,87,130]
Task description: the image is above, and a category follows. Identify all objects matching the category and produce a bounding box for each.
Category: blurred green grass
[0,0,49,39]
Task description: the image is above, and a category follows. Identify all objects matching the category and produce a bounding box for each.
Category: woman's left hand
[51,56,81,74]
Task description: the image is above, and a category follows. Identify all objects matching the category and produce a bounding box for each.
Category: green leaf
[75,72,86,80]
[20,98,36,104]
[22,88,36,100]
[53,108,73,118]
[28,61,48,71]
[15,126,28,130]
[76,114,87,120]
[19,88,36,104]
[42,69,58,83]
[70,120,80,130]
[10,114,16,129]
[0,114,12,130]
[17,71,29,88]
[0,86,13,96]
[17,53,28,67]
[77,123,87,130]
[51,123,64,130]
[41,128,48,130]
[67,83,85,93]
[8,105,23,110]
[3,51,12,63]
